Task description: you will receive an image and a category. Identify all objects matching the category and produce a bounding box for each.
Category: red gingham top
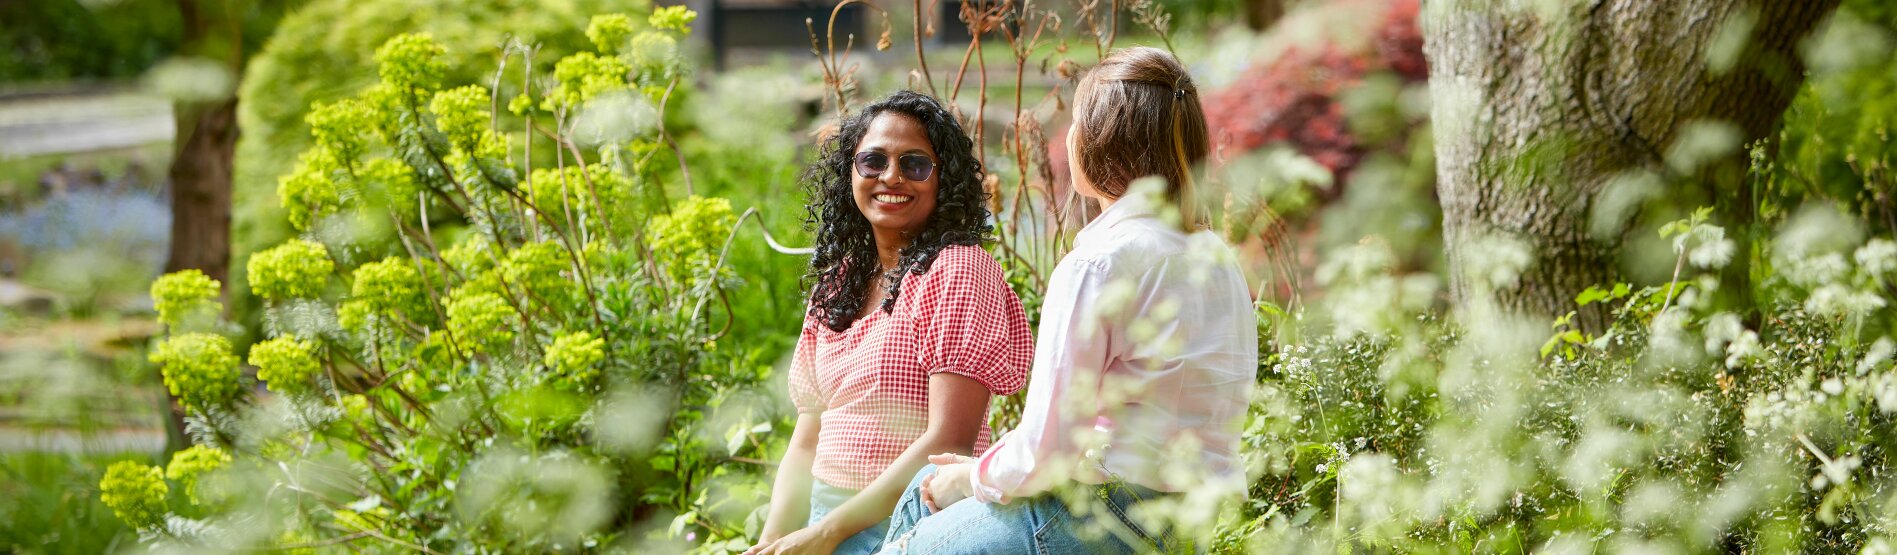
[789,245,1032,490]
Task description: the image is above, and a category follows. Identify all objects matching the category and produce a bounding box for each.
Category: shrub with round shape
[250,335,321,393]
[100,461,168,529]
[248,239,335,300]
[150,333,242,412]
[166,445,233,505]
[151,269,221,328]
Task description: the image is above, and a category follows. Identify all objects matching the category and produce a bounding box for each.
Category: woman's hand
[742,525,843,555]
[922,453,979,512]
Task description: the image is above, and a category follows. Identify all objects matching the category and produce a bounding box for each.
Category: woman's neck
[872,230,909,273]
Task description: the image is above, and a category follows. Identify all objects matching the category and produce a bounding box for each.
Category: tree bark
[1423,0,1838,329]
[164,100,237,283]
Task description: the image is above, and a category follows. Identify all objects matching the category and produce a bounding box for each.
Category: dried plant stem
[655,77,694,196]
[914,0,939,96]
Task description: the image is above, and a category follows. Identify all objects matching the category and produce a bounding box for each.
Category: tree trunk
[1423,0,1838,329]
[1243,0,1285,31]
[164,100,236,283]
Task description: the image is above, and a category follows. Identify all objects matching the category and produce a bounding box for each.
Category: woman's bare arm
[757,412,822,543]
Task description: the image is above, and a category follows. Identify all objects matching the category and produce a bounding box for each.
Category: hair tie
[1174,88,1186,100]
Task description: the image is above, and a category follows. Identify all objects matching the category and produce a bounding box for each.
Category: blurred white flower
[145,56,236,103]
[1862,339,1895,376]
[1803,10,1896,75]
[1855,238,1897,278]
[1788,253,1850,289]
[1685,225,1735,269]
[1725,330,1761,369]
[592,386,674,455]
[455,448,613,544]
[1665,120,1742,175]
[1775,203,1864,261]
[1805,283,1885,318]
[1590,170,1663,240]
[1457,233,1533,290]
[572,91,658,147]
[1703,312,1743,355]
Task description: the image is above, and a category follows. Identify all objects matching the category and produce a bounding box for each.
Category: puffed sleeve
[787,322,823,414]
[907,246,1032,396]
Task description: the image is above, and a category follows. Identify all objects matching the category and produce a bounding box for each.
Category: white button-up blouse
[970,186,1258,504]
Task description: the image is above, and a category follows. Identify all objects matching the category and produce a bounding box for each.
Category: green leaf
[1576,286,1611,306]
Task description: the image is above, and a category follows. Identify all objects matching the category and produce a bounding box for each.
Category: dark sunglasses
[853,151,937,182]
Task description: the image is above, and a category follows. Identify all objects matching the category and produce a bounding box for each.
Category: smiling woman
[745,91,1032,555]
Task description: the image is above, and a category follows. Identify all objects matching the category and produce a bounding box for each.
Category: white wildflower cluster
[1703,312,1764,369]
[1337,453,1422,541]
[1315,240,1438,338]
[1456,232,1534,291]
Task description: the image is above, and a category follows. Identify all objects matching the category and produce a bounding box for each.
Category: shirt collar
[1079,178,1168,238]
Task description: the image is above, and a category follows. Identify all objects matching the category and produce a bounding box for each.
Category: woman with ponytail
[874,46,1257,554]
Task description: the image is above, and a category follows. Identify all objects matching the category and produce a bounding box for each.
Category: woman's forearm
[811,433,971,539]
[761,413,823,542]
[760,443,816,541]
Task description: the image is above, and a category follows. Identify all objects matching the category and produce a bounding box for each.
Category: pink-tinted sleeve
[971,256,1111,504]
[788,323,823,414]
[910,246,1032,396]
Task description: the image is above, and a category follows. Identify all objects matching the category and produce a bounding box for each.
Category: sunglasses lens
[899,155,934,181]
[855,152,889,177]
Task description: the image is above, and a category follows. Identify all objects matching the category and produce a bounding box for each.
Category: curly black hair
[802,90,992,332]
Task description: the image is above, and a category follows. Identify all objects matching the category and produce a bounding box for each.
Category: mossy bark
[1424,0,1838,329]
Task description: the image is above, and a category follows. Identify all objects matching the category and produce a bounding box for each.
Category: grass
[0,451,146,554]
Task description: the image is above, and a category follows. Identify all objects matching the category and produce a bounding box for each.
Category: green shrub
[230,0,654,343]
[114,10,789,552]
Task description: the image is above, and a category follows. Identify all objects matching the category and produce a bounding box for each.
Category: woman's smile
[871,191,918,207]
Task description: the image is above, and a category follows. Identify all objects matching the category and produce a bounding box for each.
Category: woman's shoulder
[905,245,1010,299]
[930,244,1003,275]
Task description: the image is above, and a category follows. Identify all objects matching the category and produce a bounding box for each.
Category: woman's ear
[1066,124,1097,199]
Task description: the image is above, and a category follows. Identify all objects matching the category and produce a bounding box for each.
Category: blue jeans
[811,480,892,555]
[876,465,1177,555]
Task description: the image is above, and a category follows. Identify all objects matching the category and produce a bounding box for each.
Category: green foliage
[0,0,182,82]
[248,335,321,393]
[544,330,607,390]
[112,13,785,550]
[231,0,654,343]
[586,13,638,52]
[647,195,738,285]
[245,239,335,300]
[2,453,138,553]
[149,333,241,412]
[1765,0,1897,231]
[431,84,507,160]
[446,290,519,355]
[151,269,222,329]
[349,256,429,321]
[98,461,167,530]
[276,148,345,232]
[373,32,449,92]
[648,5,697,35]
[164,445,232,506]
[547,52,634,108]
